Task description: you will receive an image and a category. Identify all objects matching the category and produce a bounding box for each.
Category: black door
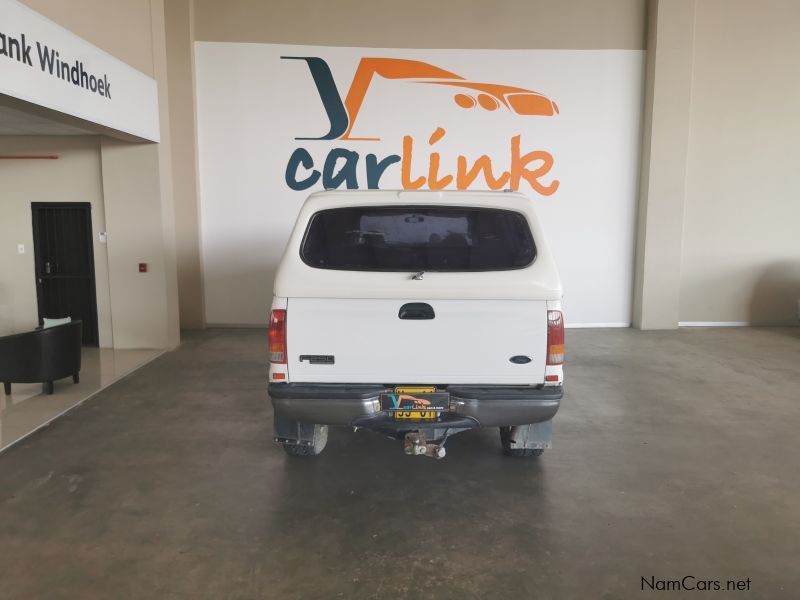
[31,203,99,346]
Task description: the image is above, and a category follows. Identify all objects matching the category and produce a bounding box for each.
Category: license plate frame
[380,390,450,421]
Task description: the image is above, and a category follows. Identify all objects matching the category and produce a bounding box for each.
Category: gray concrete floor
[0,328,798,599]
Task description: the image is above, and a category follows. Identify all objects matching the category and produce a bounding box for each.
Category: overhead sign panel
[0,0,159,141]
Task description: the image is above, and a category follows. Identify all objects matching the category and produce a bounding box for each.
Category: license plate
[394,386,436,394]
[394,410,439,420]
[381,391,450,421]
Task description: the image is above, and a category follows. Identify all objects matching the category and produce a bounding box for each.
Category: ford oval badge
[510,355,532,364]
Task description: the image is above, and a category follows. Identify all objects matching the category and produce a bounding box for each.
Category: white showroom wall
[194,43,643,327]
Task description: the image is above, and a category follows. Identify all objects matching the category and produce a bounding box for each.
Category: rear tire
[281,424,329,457]
[499,426,544,457]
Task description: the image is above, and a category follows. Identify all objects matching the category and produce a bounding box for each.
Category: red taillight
[269,309,287,364]
[547,310,564,366]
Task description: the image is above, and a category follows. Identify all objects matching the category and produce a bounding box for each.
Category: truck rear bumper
[268,383,562,428]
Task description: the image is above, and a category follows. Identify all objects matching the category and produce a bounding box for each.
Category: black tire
[499,426,545,457]
[281,424,328,457]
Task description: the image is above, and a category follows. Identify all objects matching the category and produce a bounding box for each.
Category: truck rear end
[268,190,563,458]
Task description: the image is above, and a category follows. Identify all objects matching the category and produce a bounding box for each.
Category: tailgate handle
[399,303,435,320]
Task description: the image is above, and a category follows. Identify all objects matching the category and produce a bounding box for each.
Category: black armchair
[0,321,82,395]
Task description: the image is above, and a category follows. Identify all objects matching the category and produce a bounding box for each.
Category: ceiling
[0,105,97,135]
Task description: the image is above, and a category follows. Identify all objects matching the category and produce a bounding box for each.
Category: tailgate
[286,298,547,384]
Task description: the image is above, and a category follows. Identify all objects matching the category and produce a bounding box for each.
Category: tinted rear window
[300,206,536,271]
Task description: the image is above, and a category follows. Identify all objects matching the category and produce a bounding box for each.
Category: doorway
[31,203,99,346]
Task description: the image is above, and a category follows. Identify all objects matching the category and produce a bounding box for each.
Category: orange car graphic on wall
[283,56,559,141]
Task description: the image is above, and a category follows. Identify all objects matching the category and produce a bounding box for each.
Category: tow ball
[404,432,446,459]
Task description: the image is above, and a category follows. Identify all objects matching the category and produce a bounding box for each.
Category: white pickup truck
[267,190,564,459]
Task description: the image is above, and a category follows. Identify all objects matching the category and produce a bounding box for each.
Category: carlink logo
[282,56,560,196]
[283,56,559,141]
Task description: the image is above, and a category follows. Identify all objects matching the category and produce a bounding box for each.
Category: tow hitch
[404,431,446,459]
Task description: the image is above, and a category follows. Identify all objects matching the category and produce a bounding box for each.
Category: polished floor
[0,327,798,599]
[0,347,162,451]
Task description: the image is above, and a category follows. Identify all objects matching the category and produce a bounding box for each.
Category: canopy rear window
[300,206,536,271]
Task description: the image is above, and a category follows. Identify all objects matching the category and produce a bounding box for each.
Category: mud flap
[274,413,321,446]
[506,420,552,450]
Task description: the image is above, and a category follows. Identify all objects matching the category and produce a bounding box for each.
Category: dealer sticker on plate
[381,389,450,421]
